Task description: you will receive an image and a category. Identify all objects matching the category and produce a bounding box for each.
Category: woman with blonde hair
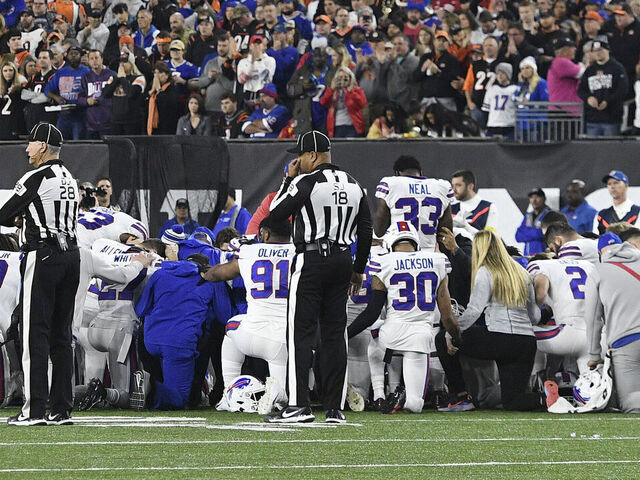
[320,66,367,137]
[330,44,356,71]
[436,230,543,412]
[0,60,26,139]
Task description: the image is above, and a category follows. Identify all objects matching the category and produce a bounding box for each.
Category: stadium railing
[514,101,584,143]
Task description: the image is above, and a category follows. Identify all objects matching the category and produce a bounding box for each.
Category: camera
[79,186,107,209]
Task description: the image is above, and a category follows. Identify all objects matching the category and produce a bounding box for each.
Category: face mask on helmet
[224,375,266,413]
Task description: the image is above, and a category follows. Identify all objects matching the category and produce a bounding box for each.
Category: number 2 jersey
[77,207,149,249]
[235,242,296,342]
[375,176,454,251]
[526,258,595,328]
[375,250,451,325]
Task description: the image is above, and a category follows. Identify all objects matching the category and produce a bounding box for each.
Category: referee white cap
[28,122,63,147]
[287,130,331,154]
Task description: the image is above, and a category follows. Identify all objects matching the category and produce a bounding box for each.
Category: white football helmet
[383,221,420,251]
[572,354,613,413]
[224,376,266,413]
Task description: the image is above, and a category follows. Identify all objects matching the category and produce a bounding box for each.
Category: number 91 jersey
[77,207,149,249]
[237,243,296,340]
[526,258,595,328]
[375,176,454,251]
[375,250,450,326]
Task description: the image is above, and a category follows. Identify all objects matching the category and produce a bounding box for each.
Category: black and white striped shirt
[270,163,372,273]
[0,159,79,245]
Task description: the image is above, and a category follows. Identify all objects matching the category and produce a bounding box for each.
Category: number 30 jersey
[375,176,454,251]
[526,258,595,328]
[237,243,296,340]
[375,250,450,325]
[77,207,149,248]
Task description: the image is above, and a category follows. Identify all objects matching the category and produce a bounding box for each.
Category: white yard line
[1,459,640,473]
[1,436,639,447]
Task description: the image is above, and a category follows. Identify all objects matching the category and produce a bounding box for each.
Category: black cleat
[367,398,384,411]
[325,409,346,424]
[264,406,315,423]
[78,378,107,412]
[7,413,47,426]
[45,412,73,425]
[380,386,406,414]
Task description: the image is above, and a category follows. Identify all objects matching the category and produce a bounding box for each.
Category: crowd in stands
[2,0,640,140]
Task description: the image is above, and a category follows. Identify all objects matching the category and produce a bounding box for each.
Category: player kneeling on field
[201,215,294,414]
[347,222,461,414]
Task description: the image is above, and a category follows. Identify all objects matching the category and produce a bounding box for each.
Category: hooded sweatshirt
[136,260,215,348]
[585,242,640,361]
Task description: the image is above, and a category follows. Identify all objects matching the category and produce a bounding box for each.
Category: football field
[0,409,639,479]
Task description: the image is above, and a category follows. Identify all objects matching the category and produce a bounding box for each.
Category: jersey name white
[0,251,22,335]
[527,258,595,327]
[77,207,149,249]
[237,243,296,341]
[557,238,599,264]
[375,176,454,251]
[375,250,449,325]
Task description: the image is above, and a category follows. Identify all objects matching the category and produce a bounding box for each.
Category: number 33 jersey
[237,243,296,341]
[375,250,450,326]
[77,207,149,249]
[375,176,454,251]
[526,258,595,328]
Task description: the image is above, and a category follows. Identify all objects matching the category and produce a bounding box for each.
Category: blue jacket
[136,261,215,348]
[515,207,551,256]
[266,46,299,93]
[133,25,158,50]
[345,40,373,62]
[278,13,312,40]
[514,78,549,130]
[178,231,246,321]
[561,200,597,235]
[212,204,252,238]
[0,0,26,27]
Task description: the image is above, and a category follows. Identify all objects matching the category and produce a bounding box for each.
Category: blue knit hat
[161,225,187,245]
[598,232,622,252]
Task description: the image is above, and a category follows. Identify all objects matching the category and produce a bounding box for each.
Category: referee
[266,130,372,424]
[0,123,80,426]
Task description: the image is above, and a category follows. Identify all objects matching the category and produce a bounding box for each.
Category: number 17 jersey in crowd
[375,175,454,251]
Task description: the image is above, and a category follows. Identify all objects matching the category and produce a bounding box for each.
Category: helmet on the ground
[225,376,265,413]
[573,354,613,412]
[383,221,420,251]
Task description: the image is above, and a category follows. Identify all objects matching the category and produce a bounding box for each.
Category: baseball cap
[384,41,393,49]
[170,39,185,50]
[528,187,546,198]
[285,19,296,30]
[584,11,604,22]
[406,2,424,11]
[351,24,366,33]
[287,130,331,154]
[88,8,102,18]
[67,46,83,55]
[315,14,331,24]
[232,4,250,19]
[47,32,62,43]
[259,83,278,99]
[471,44,483,53]
[28,122,63,147]
[156,36,172,44]
[273,22,287,33]
[591,35,610,50]
[368,30,386,42]
[613,3,633,14]
[198,15,215,23]
[553,34,575,49]
[602,169,629,184]
[20,9,34,17]
[119,35,135,45]
[175,198,189,208]
[539,10,554,18]
[598,232,622,252]
[249,35,263,44]
[161,225,187,245]
[435,30,450,41]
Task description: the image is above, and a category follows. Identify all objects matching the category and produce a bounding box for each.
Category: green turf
[1,408,639,479]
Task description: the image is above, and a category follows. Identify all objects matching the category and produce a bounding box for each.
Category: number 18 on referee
[266,131,372,424]
[0,123,80,426]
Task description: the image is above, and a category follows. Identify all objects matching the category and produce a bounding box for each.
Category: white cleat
[347,384,365,412]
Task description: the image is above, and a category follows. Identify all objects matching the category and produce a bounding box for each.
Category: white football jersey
[237,242,296,340]
[375,176,454,251]
[375,250,450,325]
[21,29,44,55]
[482,84,518,127]
[77,207,149,249]
[526,258,595,328]
[557,238,598,264]
[0,251,22,335]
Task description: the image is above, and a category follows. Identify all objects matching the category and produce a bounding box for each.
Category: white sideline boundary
[1,436,640,447]
[1,459,640,473]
